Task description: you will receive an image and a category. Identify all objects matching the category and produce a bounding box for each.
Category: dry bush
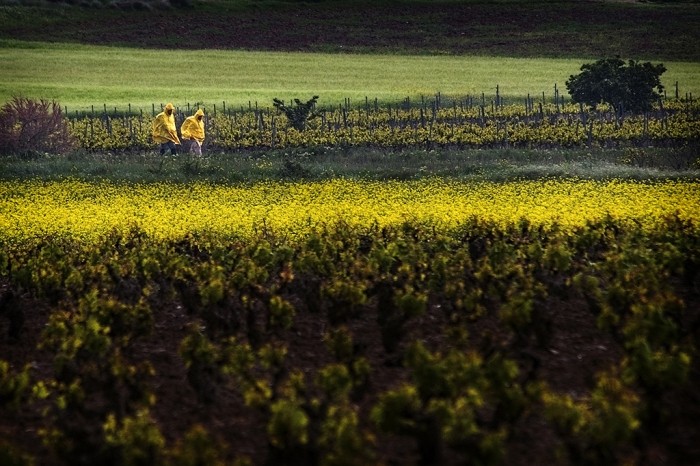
[0,97,75,156]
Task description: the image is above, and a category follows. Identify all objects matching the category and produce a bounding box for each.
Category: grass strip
[1,147,698,184]
[2,40,698,112]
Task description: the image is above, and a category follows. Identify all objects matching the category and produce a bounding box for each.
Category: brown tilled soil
[2,1,699,60]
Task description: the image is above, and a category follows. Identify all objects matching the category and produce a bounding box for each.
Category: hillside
[1,2,700,466]
[1,0,699,60]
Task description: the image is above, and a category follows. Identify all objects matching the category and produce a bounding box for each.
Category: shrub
[272,96,319,131]
[0,97,75,156]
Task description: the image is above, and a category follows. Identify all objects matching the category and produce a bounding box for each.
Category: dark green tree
[273,96,319,131]
[565,58,666,114]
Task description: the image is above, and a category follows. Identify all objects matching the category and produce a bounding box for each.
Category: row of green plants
[69,99,699,152]
[1,216,699,464]
[2,96,698,156]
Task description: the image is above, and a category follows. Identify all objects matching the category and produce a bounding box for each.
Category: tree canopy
[565,58,666,114]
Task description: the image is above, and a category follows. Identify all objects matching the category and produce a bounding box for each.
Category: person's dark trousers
[160,141,177,155]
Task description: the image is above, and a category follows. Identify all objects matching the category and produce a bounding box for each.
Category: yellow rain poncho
[180,109,205,143]
[152,103,180,144]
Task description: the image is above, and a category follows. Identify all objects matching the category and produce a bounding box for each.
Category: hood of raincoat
[195,109,204,118]
[165,103,175,111]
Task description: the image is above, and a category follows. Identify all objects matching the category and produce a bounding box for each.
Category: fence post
[271,116,276,148]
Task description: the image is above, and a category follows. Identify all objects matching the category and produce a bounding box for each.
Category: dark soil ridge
[1,1,699,60]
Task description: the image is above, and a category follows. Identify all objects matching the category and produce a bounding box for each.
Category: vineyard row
[1,217,699,465]
[68,100,700,152]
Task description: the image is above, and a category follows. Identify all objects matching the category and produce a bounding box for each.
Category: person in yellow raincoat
[180,108,205,156]
[152,102,180,156]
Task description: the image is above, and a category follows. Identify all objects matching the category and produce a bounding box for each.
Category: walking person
[181,108,205,156]
[152,102,180,156]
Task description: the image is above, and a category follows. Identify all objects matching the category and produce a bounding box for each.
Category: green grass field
[2,39,698,112]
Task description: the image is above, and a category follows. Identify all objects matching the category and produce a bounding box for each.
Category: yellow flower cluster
[2,179,698,242]
[68,100,700,151]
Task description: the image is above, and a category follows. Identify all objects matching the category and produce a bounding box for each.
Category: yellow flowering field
[2,179,698,241]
